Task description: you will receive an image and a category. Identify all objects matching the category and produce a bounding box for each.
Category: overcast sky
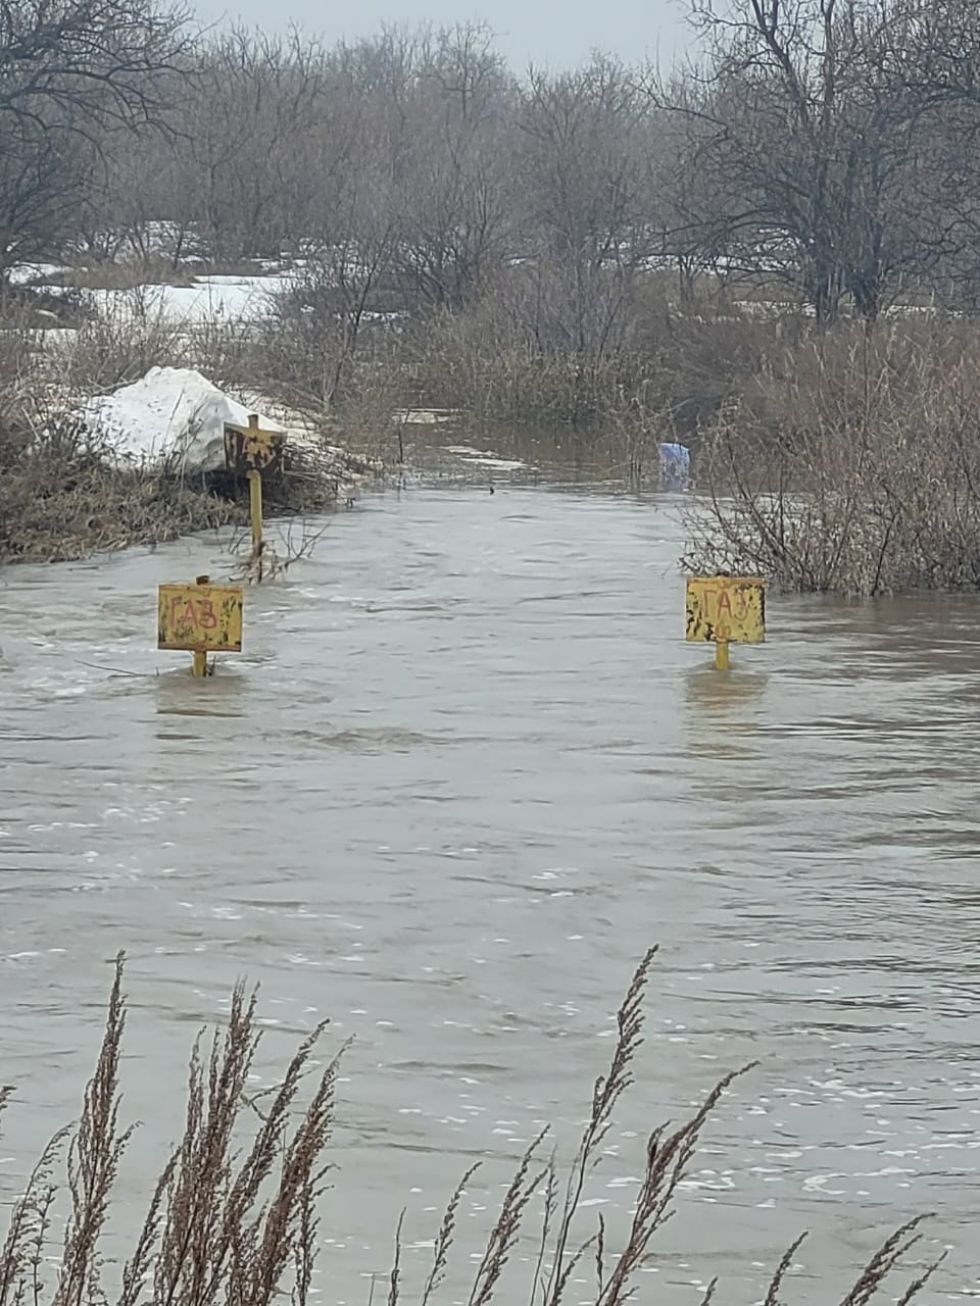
[191,0,691,69]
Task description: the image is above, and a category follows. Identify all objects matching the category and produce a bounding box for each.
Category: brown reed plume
[386,947,946,1306]
[0,950,950,1306]
[0,954,341,1306]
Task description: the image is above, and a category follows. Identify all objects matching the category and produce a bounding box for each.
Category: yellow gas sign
[686,575,766,645]
[158,582,244,653]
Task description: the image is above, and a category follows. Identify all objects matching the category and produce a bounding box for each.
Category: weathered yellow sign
[158,582,244,653]
[224,414,285,474]
[686,575,766,645]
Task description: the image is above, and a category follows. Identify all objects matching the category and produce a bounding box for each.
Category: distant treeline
[9,0,980,332]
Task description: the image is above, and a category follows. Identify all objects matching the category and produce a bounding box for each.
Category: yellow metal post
[248,469,263,551]
[714,640,731,671]
[246,419,263,553]
[192,574,209,678]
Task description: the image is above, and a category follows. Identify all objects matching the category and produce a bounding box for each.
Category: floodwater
[1,437,979,1304]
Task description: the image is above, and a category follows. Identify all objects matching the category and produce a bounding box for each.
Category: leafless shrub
[189,315,256,395]
[685,320,980,595]
[330,355,409,461]
[225,517,330,584]
[48,293,187,393]
[413,294,650,426]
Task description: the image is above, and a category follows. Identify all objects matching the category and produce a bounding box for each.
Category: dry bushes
[685,322,980,595]
[0,297,372,564]
[34,261,197,292]
[0,952,947,1306]
[0,414,239,563]
[49,301,187,395]
[412,297,655,427]
[0,405,359,565]
[0,956,340,1306]
[0,313,243,565]
[36,291,255,400]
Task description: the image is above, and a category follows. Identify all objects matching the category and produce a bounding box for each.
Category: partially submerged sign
[686,575,766,646]
[158,580,243,654]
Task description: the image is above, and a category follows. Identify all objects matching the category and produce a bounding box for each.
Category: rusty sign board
[158,582,244,653]
[223,414,285,475]
[685,575,766,645]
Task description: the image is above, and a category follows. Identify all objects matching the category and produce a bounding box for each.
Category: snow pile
[79,366,285,473]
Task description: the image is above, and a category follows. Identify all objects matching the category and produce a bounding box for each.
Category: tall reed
[0,951,947,1305]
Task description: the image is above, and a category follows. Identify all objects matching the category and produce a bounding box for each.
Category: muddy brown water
[1,438,978,1303]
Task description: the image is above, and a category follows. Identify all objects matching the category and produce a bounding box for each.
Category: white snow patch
[443,444,526,470]
[395,408,456,425]
[88,274,294,324]
[8,262,70,286]
[79,366,285,472]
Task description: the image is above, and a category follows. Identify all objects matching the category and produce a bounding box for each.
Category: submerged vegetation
[682,321,980,596]
[0,953,948,1305]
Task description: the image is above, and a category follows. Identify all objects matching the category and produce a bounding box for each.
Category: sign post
[224,414,285,565]
[157,574,244,677]
[685,575,766,670]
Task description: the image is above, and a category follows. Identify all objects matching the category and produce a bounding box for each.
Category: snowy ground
[87,273,295,324]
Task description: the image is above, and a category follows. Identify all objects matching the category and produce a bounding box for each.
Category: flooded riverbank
[1,445,978,1302]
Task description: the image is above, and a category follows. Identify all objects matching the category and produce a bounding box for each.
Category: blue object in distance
[658,442,690,491]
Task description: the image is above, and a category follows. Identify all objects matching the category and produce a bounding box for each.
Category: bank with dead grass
[0,301,383,565]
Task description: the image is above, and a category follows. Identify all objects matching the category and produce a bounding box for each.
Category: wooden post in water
[192,575,210,678]
[247,415,264,557]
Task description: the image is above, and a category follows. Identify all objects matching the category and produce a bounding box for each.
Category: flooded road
[1,449,979,1302]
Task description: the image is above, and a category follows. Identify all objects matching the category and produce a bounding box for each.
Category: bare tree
[658,0,935,323]
[0,0,191,272]
[0,0,191,133]
[391,23,517,309]
[515,54,655,358]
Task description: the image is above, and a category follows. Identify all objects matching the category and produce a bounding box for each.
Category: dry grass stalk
[764,1232,808,1306]
[0,952,951,1306]
[55,955,133,1306]
[0,1129,70,1306]
[421,1164,480,1306]
[468,1133,548,1306]
[387,948,944,1306]
[839,1216,945,1306]
[387,1211,405,1306]
[0,958,341,1306]
[542,945,659,1305]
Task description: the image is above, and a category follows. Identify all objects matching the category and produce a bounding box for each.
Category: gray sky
[192,0,691,69]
